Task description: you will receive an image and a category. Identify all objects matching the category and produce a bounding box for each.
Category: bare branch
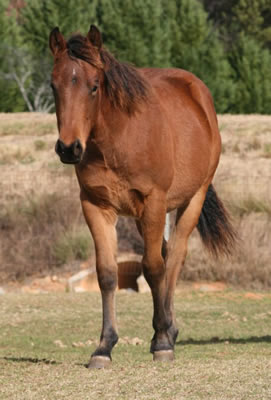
[12,72,34,112]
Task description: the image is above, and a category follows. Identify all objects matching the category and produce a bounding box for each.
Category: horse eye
[91,85,98,95]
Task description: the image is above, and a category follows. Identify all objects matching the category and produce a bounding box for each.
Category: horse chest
[77,164,144,217]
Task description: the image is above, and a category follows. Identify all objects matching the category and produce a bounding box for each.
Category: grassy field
[0,290,270,399]
[0,113,271,287]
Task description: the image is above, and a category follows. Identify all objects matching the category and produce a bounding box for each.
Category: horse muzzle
[55,139,83,164]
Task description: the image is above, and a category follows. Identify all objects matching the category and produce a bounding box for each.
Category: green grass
[0,290,270,399]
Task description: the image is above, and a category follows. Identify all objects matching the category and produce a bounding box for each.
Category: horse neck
[93,96,129,144]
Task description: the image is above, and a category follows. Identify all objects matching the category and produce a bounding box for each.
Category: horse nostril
[73,139,83,157]
[55,139,65,155]
[55,138,82,163]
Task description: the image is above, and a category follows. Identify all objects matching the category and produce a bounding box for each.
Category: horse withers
[49,25,236,368]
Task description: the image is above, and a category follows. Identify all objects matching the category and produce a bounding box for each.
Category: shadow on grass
[2,356,88,367]
[176,335,271,345]
[2,356,60,365]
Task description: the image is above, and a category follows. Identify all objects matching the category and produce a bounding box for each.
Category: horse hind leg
[165,186,209,345]
[137,188,177,361]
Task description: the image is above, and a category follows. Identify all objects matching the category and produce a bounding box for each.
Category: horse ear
[87,25,102,50]
[49,27,66,55]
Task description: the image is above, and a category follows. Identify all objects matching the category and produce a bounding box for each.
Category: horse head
[49,25,103,164]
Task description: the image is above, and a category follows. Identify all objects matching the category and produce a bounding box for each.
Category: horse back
[142,67,220,144]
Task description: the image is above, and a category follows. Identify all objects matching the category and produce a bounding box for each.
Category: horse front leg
[139,189,174,361]
[81,191,118,369]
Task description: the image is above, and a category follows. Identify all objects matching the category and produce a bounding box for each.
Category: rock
[137,275,151,293]
[68,252,143,292]
[130,337,144,345]
[192,282,227,292]
[118,259,142,291]
[67,267,99,292]
[74,286,87,293]
[72,341,85,347]
[118,336,144,345]
[54,339,67,348]
[85,339,95,346]
[21,275,67,293]
[244,292,263,300]
[21,287,47,294]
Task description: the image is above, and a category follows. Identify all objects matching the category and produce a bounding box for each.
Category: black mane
[67,34,149,114]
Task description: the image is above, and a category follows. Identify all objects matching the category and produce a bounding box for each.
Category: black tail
[197,184,237,258]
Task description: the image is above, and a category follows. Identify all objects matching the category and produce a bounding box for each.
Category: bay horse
[49,25,236,368]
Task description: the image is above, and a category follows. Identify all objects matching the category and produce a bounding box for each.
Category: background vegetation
[1,0,271,113]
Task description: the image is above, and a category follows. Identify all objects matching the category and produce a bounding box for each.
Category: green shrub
[53,229,92,265]
[262,143,271,158]
[228,194,271,217]
[34,140,47,151]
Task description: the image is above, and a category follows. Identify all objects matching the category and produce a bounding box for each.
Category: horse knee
[97,266,118,291]
[142,255,165,286]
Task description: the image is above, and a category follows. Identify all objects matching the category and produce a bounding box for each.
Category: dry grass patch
[218,114,271,156]
[53,227,93,265]
[0,192,93,283]
[224,191,271,217]
[0,147,35,165]
[0,113,57,136]
[184,213,271,289]
[34,139,48,151]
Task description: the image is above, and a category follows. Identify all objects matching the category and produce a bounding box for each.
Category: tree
[201,0,271,50]
[232,0,271,47]
[0,0,25,111]
[3,47,55,112]
[1,0,270,114]
[21,0,98,58]
[229,34,271,113]
[0,0,98,112]
[168,0,236,113]
[96,0,171,67]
